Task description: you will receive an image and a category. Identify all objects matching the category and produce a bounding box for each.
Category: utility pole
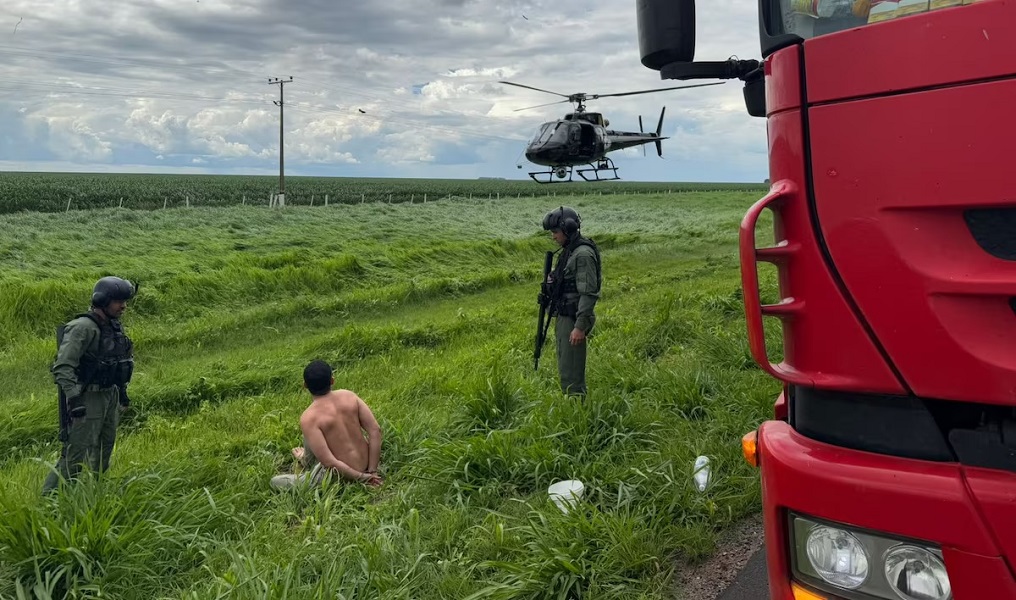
[268,76,293,206]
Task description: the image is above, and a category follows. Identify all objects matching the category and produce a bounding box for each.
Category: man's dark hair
[303,360,333,396]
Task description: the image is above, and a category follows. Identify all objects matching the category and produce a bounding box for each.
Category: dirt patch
[671,513,765,600]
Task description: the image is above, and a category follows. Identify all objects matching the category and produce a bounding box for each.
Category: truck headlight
[884,545,951,600]
[805,526,869,589]
[790,514,952,600]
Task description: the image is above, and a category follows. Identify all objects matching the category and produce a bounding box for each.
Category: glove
[118,386,130,408]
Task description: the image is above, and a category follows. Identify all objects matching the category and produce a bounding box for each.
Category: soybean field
[0,189,781,599]
[0,171,767,213]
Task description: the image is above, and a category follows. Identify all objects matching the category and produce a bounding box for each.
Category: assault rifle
[534,250,557,370]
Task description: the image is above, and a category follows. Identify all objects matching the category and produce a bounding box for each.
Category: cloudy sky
[0,0,768,182]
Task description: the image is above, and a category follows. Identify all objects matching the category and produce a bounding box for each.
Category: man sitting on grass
[271,360,383,489]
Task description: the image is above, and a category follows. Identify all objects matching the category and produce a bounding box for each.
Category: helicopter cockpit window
[531,123,552,144]
[538,123,562,144]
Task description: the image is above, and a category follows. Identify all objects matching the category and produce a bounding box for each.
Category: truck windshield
[775,0,969,39]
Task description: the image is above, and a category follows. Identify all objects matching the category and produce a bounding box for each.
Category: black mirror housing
[637,0,696,70]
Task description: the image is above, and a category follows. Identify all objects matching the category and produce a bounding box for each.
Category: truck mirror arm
[659,58,762,81]
[658,58,766,118]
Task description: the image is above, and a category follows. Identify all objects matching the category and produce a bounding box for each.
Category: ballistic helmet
[542,206,581,235]
[91,276,136,308]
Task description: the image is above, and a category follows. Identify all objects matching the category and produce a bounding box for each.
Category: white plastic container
[693,456,711,492]
[548,480,585,513]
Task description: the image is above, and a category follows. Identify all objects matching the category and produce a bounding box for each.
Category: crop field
[0,189,781,599]
[0,172,767,213]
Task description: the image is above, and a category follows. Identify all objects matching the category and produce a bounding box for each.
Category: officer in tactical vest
[543,206,602,397]
[43,276,136,494]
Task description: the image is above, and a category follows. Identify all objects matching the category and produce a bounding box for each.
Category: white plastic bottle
[693,455,711,492]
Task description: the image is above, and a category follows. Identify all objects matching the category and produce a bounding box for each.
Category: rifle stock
[534,251,556,370]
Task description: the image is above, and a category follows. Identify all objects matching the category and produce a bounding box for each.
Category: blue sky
[0,0,768,183]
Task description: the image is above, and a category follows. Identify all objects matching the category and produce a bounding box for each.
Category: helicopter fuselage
[524,110,666,171]
[525,116,611,167]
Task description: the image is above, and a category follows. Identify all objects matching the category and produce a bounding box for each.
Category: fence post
[311,195,315,207]
[186,195,190,208]
[243,195,246,206]
[66,197,72,212]
[119,197,124,208]
[411,194,414,203]
[389,194,392,203]
[361,194,365,204]
[424,194,427,203]
[164,197,168,209]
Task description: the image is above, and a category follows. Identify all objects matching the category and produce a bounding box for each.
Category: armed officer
[542,206,602,397]
[43,276,136,494]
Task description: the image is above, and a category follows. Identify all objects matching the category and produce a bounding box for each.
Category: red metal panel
[765,46,802,115]
[759,420,998,554]
[941,547,1016,599]
[963,467,1016,579]
[805,0,1016,103]
[747,109,903,392]
[758,420,1016,596]
[809,78,1016,405]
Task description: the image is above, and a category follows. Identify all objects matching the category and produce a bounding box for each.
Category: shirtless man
[271,360,383,489]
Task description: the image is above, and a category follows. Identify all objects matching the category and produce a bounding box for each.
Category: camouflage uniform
[43,278,135,494]
[543,207,602,397]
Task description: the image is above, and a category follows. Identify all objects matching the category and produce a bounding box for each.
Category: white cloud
[0,0,768,181]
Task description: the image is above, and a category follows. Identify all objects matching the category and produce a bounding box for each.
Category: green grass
[0,190,781,599]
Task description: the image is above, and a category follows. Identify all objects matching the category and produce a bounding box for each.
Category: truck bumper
[757,418,1016,599]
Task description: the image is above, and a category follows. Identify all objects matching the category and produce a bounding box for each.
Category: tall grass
[0,191,779,598]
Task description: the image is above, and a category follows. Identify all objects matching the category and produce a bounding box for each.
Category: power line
[0,80,266,105]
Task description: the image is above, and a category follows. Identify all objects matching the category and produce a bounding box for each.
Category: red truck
[635,0,1016,598]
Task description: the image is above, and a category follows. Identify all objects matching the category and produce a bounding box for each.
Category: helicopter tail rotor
[639,115,646,157]
[658,106,666,157]
[654,106,666,157]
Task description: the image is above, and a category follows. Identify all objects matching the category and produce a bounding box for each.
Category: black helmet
[542,206,581,235]
[92,276,136,307]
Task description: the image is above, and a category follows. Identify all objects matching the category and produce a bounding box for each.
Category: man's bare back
[299,387,383,486]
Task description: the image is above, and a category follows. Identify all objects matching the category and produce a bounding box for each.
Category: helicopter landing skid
[528,159,621,184]
[528,165,575,184]
[577,158,620,182]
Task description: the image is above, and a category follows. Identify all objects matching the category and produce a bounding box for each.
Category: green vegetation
[0,172,766,213]
[0,190,780,598]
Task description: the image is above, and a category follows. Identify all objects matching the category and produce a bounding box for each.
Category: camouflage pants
[270,463,332,490]
[43,386,120,494]
[555,315,588,397]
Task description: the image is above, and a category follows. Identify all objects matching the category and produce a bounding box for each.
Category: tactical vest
[556,236,602,295]
[552,237,602,319]
[59,312,135,388]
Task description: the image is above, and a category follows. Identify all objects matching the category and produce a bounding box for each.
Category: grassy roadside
[0,191,780,599]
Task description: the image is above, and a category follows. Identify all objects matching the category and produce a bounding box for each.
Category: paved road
[717,546,769,600]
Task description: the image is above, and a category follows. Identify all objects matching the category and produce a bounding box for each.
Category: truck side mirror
[637,0,696,71]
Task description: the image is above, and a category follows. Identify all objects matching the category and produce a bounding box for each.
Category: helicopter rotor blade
[590,81,725,99]
[499,80,571,98]
[513,99,571,112]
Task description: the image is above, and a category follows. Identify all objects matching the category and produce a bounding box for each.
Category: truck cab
[635,0,1016,597]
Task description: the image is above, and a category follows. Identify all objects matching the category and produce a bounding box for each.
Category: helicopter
[501,80,723,184]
